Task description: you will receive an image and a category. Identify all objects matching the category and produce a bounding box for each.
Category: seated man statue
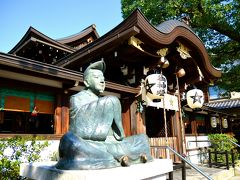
[56,60,153,170]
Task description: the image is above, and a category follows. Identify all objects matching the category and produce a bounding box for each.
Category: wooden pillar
[173,111,183,155]
[61,106,69,134]
[121,97,132,136]
[122,108,131,136]
[190,113,197,135]
[55,92,70,135]
[130,99,137,135]
[121,95,139,136]
[61,93,70,134]
[136,112,146,134]
[54,94,62,134]
[122,97,147,136]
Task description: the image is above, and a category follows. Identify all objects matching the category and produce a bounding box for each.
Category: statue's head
[83,60,106,95]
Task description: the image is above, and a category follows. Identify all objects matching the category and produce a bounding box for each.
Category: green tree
[0,136,49,179]
[121,0,240,94]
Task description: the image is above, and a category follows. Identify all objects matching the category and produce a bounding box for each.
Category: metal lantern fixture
[157,48,170,68]
[186,89,204,109]
[176,68,186,78]
[158,56,170,68]
[162,59,169,68]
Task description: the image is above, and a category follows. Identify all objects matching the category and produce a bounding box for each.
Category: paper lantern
[145,73,167,100]
[222,118,228,128]
[186,89,204,109]
[210,117,217,128]
[158,56,170,68]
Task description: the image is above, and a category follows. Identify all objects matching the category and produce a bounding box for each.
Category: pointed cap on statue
[84,60,106,78]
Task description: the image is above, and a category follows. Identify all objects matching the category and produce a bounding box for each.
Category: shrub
[50,151,59,161]
[0,136,49,179]
[208,133,238,164]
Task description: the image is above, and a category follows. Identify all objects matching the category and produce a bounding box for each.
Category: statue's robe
[56,90,153,170]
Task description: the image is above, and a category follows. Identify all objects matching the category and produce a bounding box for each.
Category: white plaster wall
[186,136,211,164]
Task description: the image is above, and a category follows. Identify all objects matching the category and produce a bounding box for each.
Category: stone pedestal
[20,159,173,180]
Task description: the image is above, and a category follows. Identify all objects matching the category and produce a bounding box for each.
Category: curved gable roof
[56,9,221,81]
[155,19,221,79]
[9,27,75,54]
[56,24,99,45]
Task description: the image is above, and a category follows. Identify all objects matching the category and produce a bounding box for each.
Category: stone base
[20,159,173,180]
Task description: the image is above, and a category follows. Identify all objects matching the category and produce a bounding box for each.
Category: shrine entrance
[145,106,174,138]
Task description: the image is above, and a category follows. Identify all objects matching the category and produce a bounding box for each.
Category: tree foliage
[121,0,240,94]
[0,136,49,179]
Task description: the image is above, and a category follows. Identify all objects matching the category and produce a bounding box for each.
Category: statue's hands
[112,121,125,141]
[113,131,125,141]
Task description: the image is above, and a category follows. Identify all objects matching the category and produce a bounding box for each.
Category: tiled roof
[156,20,194,34]
[205,98,240,109]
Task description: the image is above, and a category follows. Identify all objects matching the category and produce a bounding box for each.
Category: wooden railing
[149,137,180,162]
[208,149,235,170]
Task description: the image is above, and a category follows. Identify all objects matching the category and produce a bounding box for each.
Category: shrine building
[1,9,230,162]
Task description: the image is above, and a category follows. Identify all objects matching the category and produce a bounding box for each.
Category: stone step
[212,167,235,180]
[227,176,240,180]
[171,165,235,180]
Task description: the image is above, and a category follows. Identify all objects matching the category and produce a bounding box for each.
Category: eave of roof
[0,52,80,81]
[56,9,221,80]
[205,98,240,109]
[0,52,139,94]
[56,24,99,44]
[9,27,75,54]
[56,26,140,67]
[184,105,236,117]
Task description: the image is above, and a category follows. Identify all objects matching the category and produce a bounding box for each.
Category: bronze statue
[55,60,153,170]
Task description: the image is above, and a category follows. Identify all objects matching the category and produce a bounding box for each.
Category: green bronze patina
[56,60,153,170]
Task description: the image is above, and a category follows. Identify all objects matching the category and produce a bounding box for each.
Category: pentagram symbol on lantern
[186,89,204,109]
[190,91,203,104]
[145,79,155,94]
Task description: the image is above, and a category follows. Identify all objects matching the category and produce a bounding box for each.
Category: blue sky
[0,0,123,53]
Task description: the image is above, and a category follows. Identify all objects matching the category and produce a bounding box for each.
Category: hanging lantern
[176,68,186,78]
[222,118,228,128]
[157,56,170,68]
[210,116,217,128]
[156,48,170,68]
[142,73,167,108]
[145,73,167,100]
[186,89,204,109]
[162,60,169,68]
